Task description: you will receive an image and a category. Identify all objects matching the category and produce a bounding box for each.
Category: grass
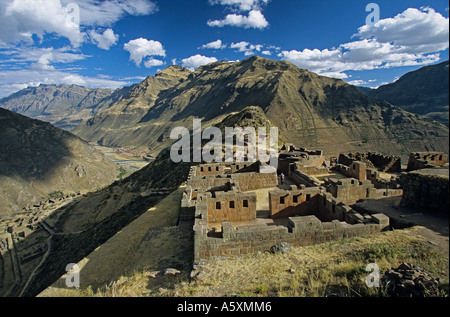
[39,226,449,297]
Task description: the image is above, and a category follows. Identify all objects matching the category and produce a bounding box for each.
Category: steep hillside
[368,61,449,126]
[0,108,120,217]
[73,56,449,159]
[0,84,134,130]
[73,65,192,147]
[0,106,274,297]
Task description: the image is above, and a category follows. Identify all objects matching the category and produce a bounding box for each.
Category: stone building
[182,156,390,260]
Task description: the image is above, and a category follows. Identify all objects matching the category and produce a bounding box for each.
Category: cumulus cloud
[208,0,269,12]
[208,0,269,29]
[200,39,226,50]
[0,0,157,48]
[123,38,166,67]
[144,57,165,68]
[207,9,269,29]
[355,7,449,53]
[181,54,218,70]
[88,28,119,50]
[280,7,449,78]
[0,0,83,47]
[230,41,265,56]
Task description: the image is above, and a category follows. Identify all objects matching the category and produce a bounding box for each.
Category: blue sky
[0,0,448,97]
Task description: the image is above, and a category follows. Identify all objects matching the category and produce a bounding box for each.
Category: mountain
[0,84,135,131]
[368,61,449,126]
[0,108,120,217]
[0,106,269,297]
[73,56,449,159]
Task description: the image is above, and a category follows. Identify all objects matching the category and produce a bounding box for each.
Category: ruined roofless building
[181,156,390,260]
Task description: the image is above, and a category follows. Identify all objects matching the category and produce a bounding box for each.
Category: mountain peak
[155,65,191,78]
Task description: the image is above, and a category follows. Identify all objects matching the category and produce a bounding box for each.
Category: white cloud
[231,41,267,56]
[207,9,269,29]
[123,38,166,67]
[144,57,165,68]
[200,39,226,50]
[347,80,367,86]
[63,0,158,27]
[280,7,449,78]
[88,28,119,50]
[0,0,157,48]
[230,41,250,52]
[355,7,449,54]
[181,54,218,70]
[0,0,83,47]
[208,0,269,12]
[1,46,89,67]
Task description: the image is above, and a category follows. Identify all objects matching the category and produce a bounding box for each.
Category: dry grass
[40,226,448,297]
[173,226,448,297]
[39,188,183,295]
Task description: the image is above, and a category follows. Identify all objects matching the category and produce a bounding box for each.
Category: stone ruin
[180,149,392,260]
[177,146,449,260]
[406,152,448,172]
[338,152,402,173]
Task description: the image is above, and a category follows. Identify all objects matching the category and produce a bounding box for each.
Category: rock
[402,280,415,289]
[382,263,440,297]
[148,271,160,278]
[164,268,181,276]
[270,242,292,254]
[398,262,413,270]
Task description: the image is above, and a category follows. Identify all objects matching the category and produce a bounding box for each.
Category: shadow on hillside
[0,186,167,297]
[0,108,74,182]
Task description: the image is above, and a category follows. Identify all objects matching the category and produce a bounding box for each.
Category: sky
[0,0,448,97]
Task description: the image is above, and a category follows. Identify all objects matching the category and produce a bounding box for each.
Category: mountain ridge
[73,56,449,159]
[367,60,449,126]
[0,83,135,130]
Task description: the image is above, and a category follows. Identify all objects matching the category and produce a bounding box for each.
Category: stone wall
[278,147,325,174]
[366,168,402,190]
[195,163,228,176]
[268,187,323,219]
[232,172,278,192]
[339,152,401,173]
[193,213,389,260]
[205,191,257,224]
[325,178,402,204]
[406,152,448,172]
[400,170,449,212]
[289,169,321,187]
[326,178,374,204]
